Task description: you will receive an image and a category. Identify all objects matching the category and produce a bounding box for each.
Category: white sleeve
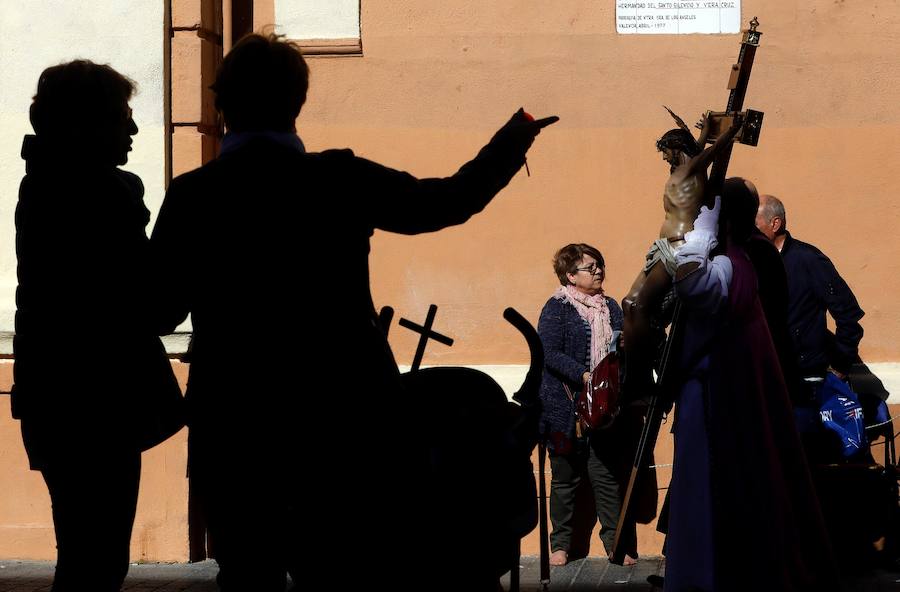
[674,236,733,314]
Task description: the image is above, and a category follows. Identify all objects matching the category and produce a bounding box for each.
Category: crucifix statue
[611,17,765,565]
[620,110,745,395]
[621,17,765,396]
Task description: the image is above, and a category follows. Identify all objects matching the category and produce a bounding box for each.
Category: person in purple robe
[663,186,837,592]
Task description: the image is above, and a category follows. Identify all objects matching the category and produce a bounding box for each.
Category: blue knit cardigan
[537,293,624,451]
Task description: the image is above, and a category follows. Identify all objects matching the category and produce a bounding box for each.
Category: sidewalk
[503,556,900,592]
[0,560,220,592]
[0,557,898,591]
[503,555,664,590]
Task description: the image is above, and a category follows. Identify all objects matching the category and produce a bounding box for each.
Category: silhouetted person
[150,33,557,591]
[655,179,807,583]
[13,60,182,592]
[721,178,804,403]
[663,195,836,592]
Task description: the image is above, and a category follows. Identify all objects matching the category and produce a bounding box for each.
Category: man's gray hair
[761,194,787,229]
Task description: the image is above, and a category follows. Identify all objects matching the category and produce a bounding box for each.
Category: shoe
[549,550,568,566]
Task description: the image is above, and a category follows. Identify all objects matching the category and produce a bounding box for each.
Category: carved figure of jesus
[621,115,742,392]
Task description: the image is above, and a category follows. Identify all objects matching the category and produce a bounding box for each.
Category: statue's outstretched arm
[686,115,743,177]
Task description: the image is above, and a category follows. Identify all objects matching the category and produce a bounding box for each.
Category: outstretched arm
[343,109,558,235]
[686,115,743,178]
[696,113,712,147]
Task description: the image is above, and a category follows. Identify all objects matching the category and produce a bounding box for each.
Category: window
[274,0,362,55]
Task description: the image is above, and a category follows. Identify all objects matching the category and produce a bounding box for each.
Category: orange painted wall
[6,0,899,563]
[0,362,189,561]
[263,1,900,367]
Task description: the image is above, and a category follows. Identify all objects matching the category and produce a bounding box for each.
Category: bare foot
[549,550,568,566]
[623,554,637,566]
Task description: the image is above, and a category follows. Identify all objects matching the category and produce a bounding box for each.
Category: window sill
[295,37,362,57]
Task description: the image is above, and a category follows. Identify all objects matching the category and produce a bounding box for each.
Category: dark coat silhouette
[743,230,806,403]
[151,130,533,588]
[14,135,178,463]
[14,133,180,592]
[665,244,836,592]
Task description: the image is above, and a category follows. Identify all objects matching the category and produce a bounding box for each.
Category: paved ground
[501,555,665,591]
[0,557,898,591]
[0,561,221,592]
[502,556,900,592]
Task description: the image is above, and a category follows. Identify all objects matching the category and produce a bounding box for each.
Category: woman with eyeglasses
[537,243,639,567]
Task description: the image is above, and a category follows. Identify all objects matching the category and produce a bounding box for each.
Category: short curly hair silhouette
[213,33,310,133]
[30,60,135,139]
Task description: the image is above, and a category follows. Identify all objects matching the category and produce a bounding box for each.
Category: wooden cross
[398,304,454,373]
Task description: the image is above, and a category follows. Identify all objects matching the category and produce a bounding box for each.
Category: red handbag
[576,351,620,430]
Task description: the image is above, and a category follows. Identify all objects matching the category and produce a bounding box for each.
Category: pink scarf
[554,285,613,370]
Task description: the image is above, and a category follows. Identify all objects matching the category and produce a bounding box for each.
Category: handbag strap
[562,382,584,438]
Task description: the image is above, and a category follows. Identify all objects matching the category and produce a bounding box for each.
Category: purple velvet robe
[664,244,837,592]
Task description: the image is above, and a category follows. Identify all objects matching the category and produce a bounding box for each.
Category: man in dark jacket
[151,33,556,591]
[756,194,865,462]
[755,194,864,380]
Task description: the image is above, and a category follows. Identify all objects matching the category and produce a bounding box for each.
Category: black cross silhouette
[398,304,454,373]
[378,306,395,337]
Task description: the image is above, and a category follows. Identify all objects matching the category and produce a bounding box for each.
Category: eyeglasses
[575,263,603,275]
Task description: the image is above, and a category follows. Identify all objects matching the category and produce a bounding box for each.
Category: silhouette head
[722,177,760,244]
[213,33,309,133]
[30,60,137,166]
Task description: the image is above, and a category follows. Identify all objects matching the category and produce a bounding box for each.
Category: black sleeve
[814,250,864,373]
[333,123,529,235]
[149,176,194,334]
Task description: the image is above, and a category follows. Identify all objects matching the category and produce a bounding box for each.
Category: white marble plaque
[275,0,360,40]
[616,1,741,35]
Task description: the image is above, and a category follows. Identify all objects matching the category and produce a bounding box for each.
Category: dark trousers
[41,450,141,592]
[201,481,297,592]
[549,438,637,557]
[190,425,299,592]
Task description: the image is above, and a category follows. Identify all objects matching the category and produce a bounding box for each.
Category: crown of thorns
[656,129,701,157]
[657,105,702,156]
